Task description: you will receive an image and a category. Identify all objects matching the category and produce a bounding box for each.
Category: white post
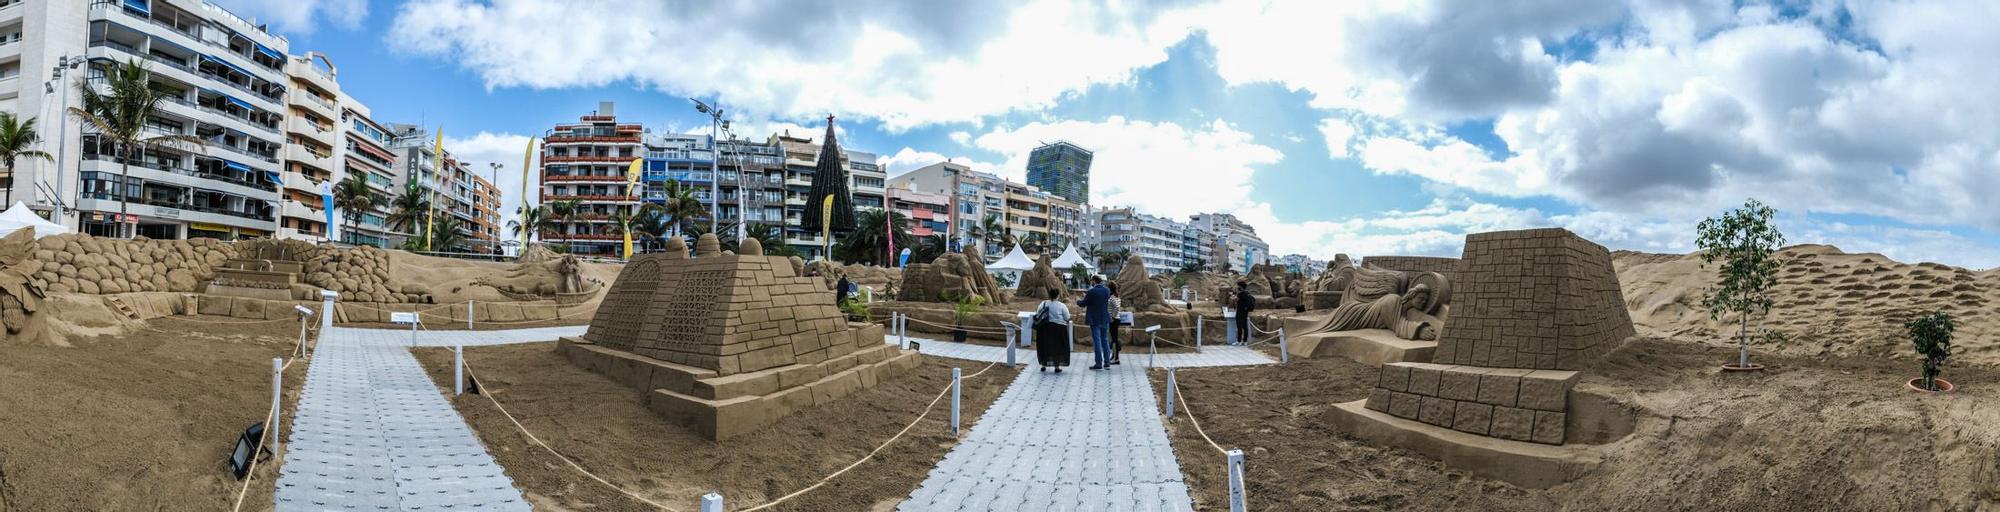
[320,290,337,332]
[410,318,418,347]
[1278,328,1289,365]
[950,367,962,436]
[454,342,464,396]
[270,357,283,455]
[1195,319,1204,352]
[1148,332,1158,369]
[1165,367,1178,418]
[295,314,310,358]
[1226,449,1247,512]
[467,300,475,330]
[699,492,724,512]
[1006,327,1017,367]
[1017,311,1033,348]
[1224,309,1237,345]
[897,312,907,349]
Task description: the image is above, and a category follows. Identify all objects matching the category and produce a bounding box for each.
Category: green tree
[914,233,950,263]
[507,204,554,245]
[1099,247,1131,274]
[1905,311,1954,391]
[607,203,661,256]
[1696,198,1786,369]
[545,198,581,248]
[330,173,382,244]
[0,112,54,207]
[405,213,466,253]
[966,214,1009,255]
[835,208,912,266]
[1018,231,1053,255]
[385,182,428,233]
[655,179,707,237]
[69,59,206,238]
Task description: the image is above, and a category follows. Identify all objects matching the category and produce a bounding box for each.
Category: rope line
[157,315,298,325]
[460,359,686,512]
[230,351,307,512]
[1170,374,1227,456]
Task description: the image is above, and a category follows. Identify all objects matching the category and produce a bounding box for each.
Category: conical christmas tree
[801,115,856,234]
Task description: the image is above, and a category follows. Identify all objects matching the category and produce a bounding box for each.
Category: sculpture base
[1324,400,1601,489]
[558,336,922,440]
[1286,329,1435,365]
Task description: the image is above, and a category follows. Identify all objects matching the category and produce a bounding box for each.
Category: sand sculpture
[559,233,919,440]
[29,233,231,295]
[1015,255,1068,301]
[1114,254,1174,313]
[476,247,601,301]
[1352,228,1634,445]
[1304,254,1356,309]
[898,248,1007,304]
[1292,266,1451,341]
[0,229,43,334]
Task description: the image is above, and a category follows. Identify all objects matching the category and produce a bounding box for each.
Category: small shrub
[1905,311,1954,391]
[842,300,873,323]
[950,293,986,327]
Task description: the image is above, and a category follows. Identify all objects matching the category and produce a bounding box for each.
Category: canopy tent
[0,202,70,239]
[1051,244,1095,272]
[985,244,1036,287]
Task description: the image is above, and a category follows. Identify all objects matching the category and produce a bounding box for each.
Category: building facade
[885,182,950,237]
[1191,212,1270,271]
[9,0,293,239]
[889,161,1085,260]
[386,123,497,253]
[277,51,338,241]
[1025,140,1092,205]
[1094,206,1198,275]
[336,90,399,247]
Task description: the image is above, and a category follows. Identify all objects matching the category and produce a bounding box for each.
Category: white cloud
[1316,118,1356,158]
[442,132,536,230]
[211,0,367,35]
[970,116,1282,219]
[879,147,999,178]
[387,0,1212,131]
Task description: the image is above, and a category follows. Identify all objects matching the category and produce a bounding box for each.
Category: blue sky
[226,0,2000,269]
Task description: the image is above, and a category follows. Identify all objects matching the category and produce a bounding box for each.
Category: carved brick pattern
[1430,228,1635,371]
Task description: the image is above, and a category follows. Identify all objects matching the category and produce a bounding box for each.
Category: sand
[409,343,1012,511]
[0,315,307,511]
[1616,244,2000,366]
[385,250,625,308]
[1154,338,2000,510]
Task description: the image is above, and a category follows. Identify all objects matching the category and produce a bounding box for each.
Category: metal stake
[950,367,962,436]
[1227,449,1247,512]
[699,492,724,512]
[1165,367,1178,418]
[454,342,465,396]
[467,300,474,330]
[270,358,283,455]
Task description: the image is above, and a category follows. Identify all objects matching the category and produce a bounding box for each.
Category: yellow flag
[821,195,835,260]
[521,136,536,248]
[623,158,643,259]
[426,127,442,252]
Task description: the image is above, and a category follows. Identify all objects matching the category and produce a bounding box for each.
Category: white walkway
[898,338,1274,511]
[274,325,581,511]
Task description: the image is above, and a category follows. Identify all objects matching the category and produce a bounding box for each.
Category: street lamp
[720,123,745,243]
[44,55,84,227]
[691,98,723,236]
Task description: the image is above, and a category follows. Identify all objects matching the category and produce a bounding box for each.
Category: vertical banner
[521,136,536,248]
[885,208,895,267]
[319,180,336,243]
[426,126,442,252]
[624,158,643,259]
[821,195,834,261]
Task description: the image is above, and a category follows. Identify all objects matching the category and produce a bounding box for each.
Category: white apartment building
[1095,206,1193,275]
[1191,212,1270,270]
[277,51,338,241]
[4,0,295,239]
[337,88,398,247]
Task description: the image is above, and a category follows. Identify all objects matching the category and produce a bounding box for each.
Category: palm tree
[655,179,707,237]
[835,208,912,266]
[406,213,467,253]
[385,182,428,234]
[1100,247,1132,275]
[914,233,950,263]
[68,59,205,238]
[965,214,1011,255]
[1018,232,1054,256]
[545,199,580,248]
[608,203,661,257]
[0,113,53,207]
[330,173,382,244]
[507,204,553,246]
[745,222,790,256]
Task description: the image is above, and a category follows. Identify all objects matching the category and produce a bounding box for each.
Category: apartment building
[890,161,1086,259]
[772,129,885,257]
[336,90,398,247]
[1190,212,1270,270]
[1096,206,1198,275]
[467,170,500,250]
[1025,140,1092,204]
[276,51,338,240]
[7,0,290,239]
[386,123,496,253]
[536,103,646,254]
[885,182,950,237]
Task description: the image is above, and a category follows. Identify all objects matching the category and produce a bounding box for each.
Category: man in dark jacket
[835,275,852,306]
[1077,275,1114,370]
[1234,281,1255,346]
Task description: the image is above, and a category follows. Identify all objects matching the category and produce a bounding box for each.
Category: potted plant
[1905,311,1955,392]
[842,300,873,323]
[1695,198,1786,371]
[949,293,986,342]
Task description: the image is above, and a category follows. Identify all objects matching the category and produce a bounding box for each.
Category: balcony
[88,1,287,85]
[281,200,325,220]
[291,91,338,121]
[79,154,276,197]
[785,176,812,187]
[287,117,335,140]
[283,145,334,173]
[543,174,628,183]
[541,194,639,204]
[784,195,806,206]
[544,155,638,164]
[76,196,274,228]
[543,134,641,144]
[280,171,325,194]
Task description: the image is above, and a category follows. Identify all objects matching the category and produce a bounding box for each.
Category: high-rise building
[277,52,340,241]
[335,90,400,248]
[1095,206,1194,275]
[1025,141,1092,205]
[773,128,884,258]
[11,0,292,239]
[386,123,498,253]
[890,161,1085,259]
[534,102,647,255]
[1191,212,1269,271]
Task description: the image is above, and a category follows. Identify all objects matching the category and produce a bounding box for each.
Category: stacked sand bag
[29,234,232,294]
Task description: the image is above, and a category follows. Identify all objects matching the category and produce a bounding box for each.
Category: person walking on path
[1233,281,1255,346]
[1078,275,1114,370]
[835,275,853,306]
[1032,288,1072,372]
[1107,281,1124,365]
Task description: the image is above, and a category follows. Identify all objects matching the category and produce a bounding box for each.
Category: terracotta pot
[1906,377,1955,393]
[1720,362,1766,372]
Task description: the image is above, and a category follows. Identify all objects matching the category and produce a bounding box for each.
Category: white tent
[1051,243,1095,272]
[0,202,69,239]
[986,244,1036,286]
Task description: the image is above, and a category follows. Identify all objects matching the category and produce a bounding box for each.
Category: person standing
[1033,288,1072,372]
[835,275,852,306]
[1078,275,1114,370]
[1233,281,1255,346]
[1107,281,1123,365]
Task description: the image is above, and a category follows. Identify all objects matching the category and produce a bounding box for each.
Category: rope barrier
[460,359,685,512]
[1169,372,1227,456]
[156,315,298,325]
[900,316,1012,336]
[740,361,1002,511]
[230,352,306,512]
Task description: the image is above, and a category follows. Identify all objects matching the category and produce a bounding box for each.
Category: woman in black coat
[1032,288,1073,372]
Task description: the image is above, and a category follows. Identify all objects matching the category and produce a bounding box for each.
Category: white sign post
[391,312,420,346]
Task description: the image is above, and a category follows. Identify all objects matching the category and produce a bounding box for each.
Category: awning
[222,159,251,173]
[263,171,282,184]
[224,95,255,111]
[123,0,150,15]
[200,54,253,78]
[190,223,230,233]
[253,43,281,61]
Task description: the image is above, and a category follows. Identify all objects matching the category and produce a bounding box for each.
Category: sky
[215,0,2000,269]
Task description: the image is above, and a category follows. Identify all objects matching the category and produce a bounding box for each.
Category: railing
[88,0,284,77]
[543,134,641,144]
[80,152,278,192]
[544,155,637,163]
[81,192,275,221]
[544,174,627,182]
[541,194,637,202]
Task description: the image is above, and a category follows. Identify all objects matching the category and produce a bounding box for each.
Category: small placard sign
[390,312,420,324]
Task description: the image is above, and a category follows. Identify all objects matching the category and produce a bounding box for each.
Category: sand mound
[1615,244,2000,366]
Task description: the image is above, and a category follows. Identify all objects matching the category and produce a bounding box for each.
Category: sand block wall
[1431,228,1635,371]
